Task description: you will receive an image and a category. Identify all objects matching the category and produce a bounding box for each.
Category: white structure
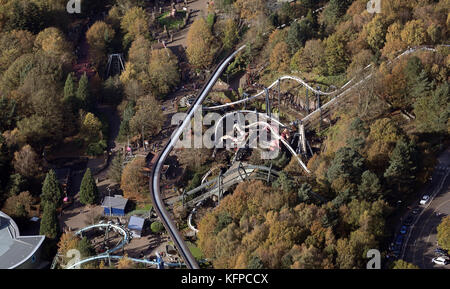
[128,216,145,238]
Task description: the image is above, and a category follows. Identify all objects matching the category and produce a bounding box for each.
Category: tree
[413,83,449,134]
[0,96,17,133]
[39,202,59,239]
[79,168,98,206]
[290,39,325,74]
[437,216,450,252]
[247,255,264,269]
[321,0,352,33]
[6,173,27,197]
[129,95,164,139]
[34,27,73,65]
[13,145,41,179]
[270,41,291,72]
[392,260,419,269]
[151,221,164,234]
[384,139,418,199]
[108,151,124,184]
[186,18,217,69]
[327,147,365,194]
[63,73,77,110]
[41,170,62,207]
[120,7,151,47]
[401,19,427,47]
[80,113,103,143]
[116,254,136,269]
[286,19,312,53]
[148,49,180,98]
[358,170,382,202]
[365,15,388,51]
[325,33,349,75]
[220,19,239,51]
[121,157,149,202]
[77,73,92,111]
[382,22,406,59]
[86,21,115,52]
[298,183,314,204]
[2,191,33,219]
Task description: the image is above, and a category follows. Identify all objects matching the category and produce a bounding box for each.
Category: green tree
[247,255,264,269]
[39,202,59,239]
[108,151,124,184]
[63,73,77,109]
[384,139,417,199]
[151,221,164,234]
[325,33,349,75]
[358,170,382,202]
[0,96,16,133]
[298,183,313,203]
[413,83,449,134]
[392,260,419,269]
[287,19,312,53]
[437,216,450,252]
[41,170,62,208]
[79,168,98,205]
[76,73,91,111]
[327,147,365,193]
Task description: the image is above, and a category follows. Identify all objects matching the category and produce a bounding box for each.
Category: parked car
[434,248,449,256]
[395,235,404,246]
[400,225,408,234]
[404,215,415,226]
[432,256,449,265]
[420,195,430,205]
[412,207,421,215]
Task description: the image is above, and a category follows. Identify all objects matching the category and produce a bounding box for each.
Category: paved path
[167,0,209,50]
[402,146,450,269]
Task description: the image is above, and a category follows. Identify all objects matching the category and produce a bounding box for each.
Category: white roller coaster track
[215,119,310,173]
[204,46,444,113]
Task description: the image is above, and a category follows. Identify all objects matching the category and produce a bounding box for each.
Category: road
[149,46,246,269]
[402,146,450,269]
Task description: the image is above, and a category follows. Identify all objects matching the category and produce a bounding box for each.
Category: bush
[86,140,107,156]
[151,221,164,233]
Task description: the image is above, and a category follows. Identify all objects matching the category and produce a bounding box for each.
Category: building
[0,211,45,269]
[128,216,145,238]
[101,195,128,216]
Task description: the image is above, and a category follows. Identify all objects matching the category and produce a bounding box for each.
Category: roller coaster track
[172,163,280,208]
[204,46,444,121]
[150,46,247,269]
[63,223,187,269]
[148,45,445,270]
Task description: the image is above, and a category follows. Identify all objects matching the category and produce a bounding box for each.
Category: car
[400,225,408,234]
[412,207,421,214]
[404,215,415,226]
[395,235,404,246]
[420,195,430,205]
[432,256,449,265]
[435,248,449,256]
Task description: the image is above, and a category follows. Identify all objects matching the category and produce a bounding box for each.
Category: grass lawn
[158,11,187,30]
[186,241,204,260]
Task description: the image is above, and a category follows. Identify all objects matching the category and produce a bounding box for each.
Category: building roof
[101,196,128,211]
[0,211,45,269]
[128,216,145,231]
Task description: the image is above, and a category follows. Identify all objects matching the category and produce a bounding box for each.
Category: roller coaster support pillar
[305,88,309,114]
[265,88,271,118]
[299,121,307,155]
[277,79,281,107]
[218,171,223,202]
